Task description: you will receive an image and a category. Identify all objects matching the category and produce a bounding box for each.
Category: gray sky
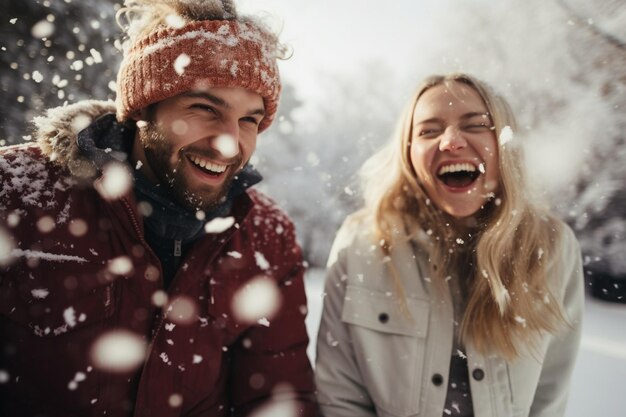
[239,0,436,103]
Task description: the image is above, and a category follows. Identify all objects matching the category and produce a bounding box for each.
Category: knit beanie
[115,0,281,132]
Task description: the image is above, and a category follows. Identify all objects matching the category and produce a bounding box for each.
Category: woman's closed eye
[462,123,492,132]
[418,128,442,137]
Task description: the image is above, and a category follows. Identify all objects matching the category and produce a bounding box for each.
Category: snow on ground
[303,268,626,416]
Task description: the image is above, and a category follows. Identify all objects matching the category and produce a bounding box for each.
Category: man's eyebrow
[248,108,265,117]
[183,91,229,108]
[182,91,265,116]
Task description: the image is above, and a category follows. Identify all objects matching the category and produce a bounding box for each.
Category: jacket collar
[33,100,118,179]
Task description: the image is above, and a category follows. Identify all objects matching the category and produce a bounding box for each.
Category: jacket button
[378,313,389,323]
[431,373,444,386]
[472,368,485,381]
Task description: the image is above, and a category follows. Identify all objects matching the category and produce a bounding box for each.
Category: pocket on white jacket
[341,284,429,416]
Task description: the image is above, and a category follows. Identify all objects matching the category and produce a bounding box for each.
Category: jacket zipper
[120,196,247,415]
[119,197,168,416]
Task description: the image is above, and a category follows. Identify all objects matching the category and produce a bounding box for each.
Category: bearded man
[0,1,316,416]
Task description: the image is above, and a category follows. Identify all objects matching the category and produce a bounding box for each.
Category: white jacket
[315,218,584,417]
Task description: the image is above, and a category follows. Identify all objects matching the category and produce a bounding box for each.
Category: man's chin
[175,188,229,213]
[164,170,235,212]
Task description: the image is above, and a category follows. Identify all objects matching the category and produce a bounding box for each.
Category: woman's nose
[439,126,467,152]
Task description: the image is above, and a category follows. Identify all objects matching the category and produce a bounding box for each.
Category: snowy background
[2,0,624,279]
[1,0,625,414]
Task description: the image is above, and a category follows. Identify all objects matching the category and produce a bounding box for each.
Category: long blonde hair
[359,73,566,359]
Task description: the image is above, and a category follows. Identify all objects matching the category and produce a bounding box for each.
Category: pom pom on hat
[161,0,237,20]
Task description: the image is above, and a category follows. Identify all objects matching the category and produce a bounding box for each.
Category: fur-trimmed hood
[33,99,118,178]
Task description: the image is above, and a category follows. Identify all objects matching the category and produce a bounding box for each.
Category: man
[0,0,316,416]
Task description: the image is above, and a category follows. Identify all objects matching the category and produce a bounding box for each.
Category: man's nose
[439,126,467,152]
[213,121,240,158]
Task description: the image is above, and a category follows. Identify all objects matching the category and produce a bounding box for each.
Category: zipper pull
[174,239,182,257]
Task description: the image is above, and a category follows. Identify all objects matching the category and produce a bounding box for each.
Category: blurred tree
[257,62,403,265]
[2,0,625,294]
[0,0,120,144]
[555,0,626,302]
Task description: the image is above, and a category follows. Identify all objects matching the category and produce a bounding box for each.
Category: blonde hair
[359,73,566,359]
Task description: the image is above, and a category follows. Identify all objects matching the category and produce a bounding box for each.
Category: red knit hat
[116,18,281,132]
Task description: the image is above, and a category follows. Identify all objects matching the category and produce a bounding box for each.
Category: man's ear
[129,108,149,122]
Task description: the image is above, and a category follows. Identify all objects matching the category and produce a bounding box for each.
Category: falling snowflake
[31,288,50,299]
[204,217,235,233]
[89,48,103,64]
[499,126,514,145]
[90,330,146,373]
[171,119,188,135]
[31,70,44,83]
[231,276,281,324]
[63,306,77,327]
[214,134,238,158]
[95,163,132,201]
[151,290,168,307]
[36,216,55,233]
[254,251,270,270]
[166,296,198,325]
[169,393,183,408]
[31,19,55,38]
[165,14,185,29]
[107,256,133,275]
[174,54,191,75]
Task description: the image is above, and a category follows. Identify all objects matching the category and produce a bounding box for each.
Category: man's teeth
[438,163,477,176]
[191,156,226,173]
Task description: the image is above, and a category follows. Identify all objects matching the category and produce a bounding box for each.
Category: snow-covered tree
[257,62,403,265]
[2,0,625,294]
[0,0,120,144]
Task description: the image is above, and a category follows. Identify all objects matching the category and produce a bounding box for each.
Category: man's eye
[241,116,260,126]
[191,104,217,114]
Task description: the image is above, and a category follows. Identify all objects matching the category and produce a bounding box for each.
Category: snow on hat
[115,0,281,132]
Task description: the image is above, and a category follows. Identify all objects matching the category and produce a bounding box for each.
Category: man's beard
[138,122,242,212]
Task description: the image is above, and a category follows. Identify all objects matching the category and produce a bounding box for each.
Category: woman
[315,73,584,417]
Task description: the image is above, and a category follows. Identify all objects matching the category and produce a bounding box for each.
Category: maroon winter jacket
[0,101,317,416]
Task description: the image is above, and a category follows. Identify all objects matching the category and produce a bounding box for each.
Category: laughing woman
[315,73,584,417]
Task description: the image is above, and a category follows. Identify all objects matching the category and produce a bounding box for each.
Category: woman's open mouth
[436,162,481,189]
